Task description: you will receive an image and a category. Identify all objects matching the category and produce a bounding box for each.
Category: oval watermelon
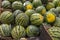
[30,13,44,25]
[26,25,40,37]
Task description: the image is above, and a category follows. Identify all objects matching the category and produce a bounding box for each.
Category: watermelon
[26,25,40,37]
[46,2,55,10]
[0,11,14,24]
[30,13,44,25]
[54,17,60,27]
[32,0,42,8]
[25,9,35,17]
[53,0,60,7]
[45,11,56,23]
[13,10,23,17]
[0,24,11,36]
[49,8,57,16]
[11,25,26,39]
[23,1,33,10]
[55,7,60,16]
[15,13,29,26]
[49,8,56,13]
[12,1,23,10]
[48,27,60,40]
[23,1,31,6]
[2,0,11,8]
[36,6,46,15]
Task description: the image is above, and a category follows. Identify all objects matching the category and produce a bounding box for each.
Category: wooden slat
[40,24,52,40]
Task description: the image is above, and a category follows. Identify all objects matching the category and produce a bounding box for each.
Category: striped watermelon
[11,25,26,39]
[0,11,14,24]
[2,0,11,8]
[15,13,29,26]
[0,24,11,36]
[12,1,23,10]
[30,13,44,25]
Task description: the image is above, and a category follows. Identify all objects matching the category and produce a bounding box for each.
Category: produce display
[1,0,60,40]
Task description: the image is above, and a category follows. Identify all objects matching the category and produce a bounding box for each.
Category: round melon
[0,11,14,24]
[49,8,56,13]
[23,1,31,6]
[25,9,35,17]
[0,24,11,37]
[11,25,26,39]
[54,17,60,27]
[53,0,60,7]
[23,1,33,10]
[45,11,56,23]
[12,1,23,10]
[49,8,57,16]
[56,7,60,14]
[32,0,42,8]
[30,13,44,25]
[36,6,46,15]
[2,0,11,8]
[26,25,40,37]
[46,2,55,10]
[13,10,23,17]
[58,1,60,7]
[15,13,29,26]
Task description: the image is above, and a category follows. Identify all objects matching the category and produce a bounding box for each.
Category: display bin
[0,0,53,40]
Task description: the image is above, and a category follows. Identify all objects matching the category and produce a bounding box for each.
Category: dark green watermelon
[26,25,40,37]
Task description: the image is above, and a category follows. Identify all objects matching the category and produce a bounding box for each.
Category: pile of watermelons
[1,0,60,40]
